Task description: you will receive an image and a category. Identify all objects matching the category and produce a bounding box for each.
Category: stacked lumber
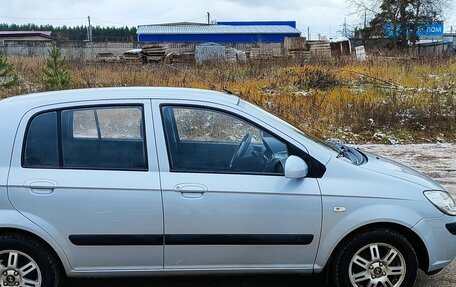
[287,50,312,60]
[308,42,332,59]
[167,52,195,64]
[272,48,283,57]
[284,37,307,51]
[284,37,310,60]
[123,49,143,64]
[142,44,167,63]
[250,48,273,59]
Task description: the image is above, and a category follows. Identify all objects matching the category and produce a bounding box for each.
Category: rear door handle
[175,184,207,199]
[23,180,57,195]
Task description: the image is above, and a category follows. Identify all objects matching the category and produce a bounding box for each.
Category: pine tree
[0,53,18,89]
[43,45,71,90]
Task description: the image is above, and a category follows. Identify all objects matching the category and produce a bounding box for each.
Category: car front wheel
[332,228,418,287]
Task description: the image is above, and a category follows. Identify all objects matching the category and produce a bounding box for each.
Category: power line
[91,17,129,27]
[181,15,209,23]
[90,19,108,27]
[0,15,86,20]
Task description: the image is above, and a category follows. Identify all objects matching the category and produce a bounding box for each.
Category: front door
[8,100,163,271]
[153,101,322,271]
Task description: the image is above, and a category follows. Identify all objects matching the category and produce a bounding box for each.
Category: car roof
[0,87,240,107]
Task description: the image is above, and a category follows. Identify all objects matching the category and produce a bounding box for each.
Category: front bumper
[412,215,456,272]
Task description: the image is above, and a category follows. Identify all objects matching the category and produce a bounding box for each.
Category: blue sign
[384,23,443,38]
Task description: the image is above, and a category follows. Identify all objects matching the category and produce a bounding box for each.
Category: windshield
[240,100,339,155]
[239,100,368,165]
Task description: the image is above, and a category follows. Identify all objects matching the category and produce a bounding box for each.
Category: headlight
[424,190,456,216]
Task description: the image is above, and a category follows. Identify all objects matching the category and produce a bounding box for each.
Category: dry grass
[1,56,455,143]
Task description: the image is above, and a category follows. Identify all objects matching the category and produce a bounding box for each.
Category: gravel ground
[64,144,456,287]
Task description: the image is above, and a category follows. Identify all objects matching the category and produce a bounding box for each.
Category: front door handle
[175,184,207,199]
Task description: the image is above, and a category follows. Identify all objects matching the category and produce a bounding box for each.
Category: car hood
[359,151,443,190]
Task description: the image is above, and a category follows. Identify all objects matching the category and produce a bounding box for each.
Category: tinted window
[61,106,147,170]
[23,112,59,167]
[97,108,143,139]
[23,106,147,171]
[73,109,98,139]
[162,106,288,175]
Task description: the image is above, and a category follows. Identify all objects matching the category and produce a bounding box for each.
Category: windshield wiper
[327,141,367,165]
[336,145,347,159]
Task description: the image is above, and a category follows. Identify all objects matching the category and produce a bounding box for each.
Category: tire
[331,228,418,287]
[0,234,60,287]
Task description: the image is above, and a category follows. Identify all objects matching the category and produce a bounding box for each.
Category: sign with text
[355,46,366,61]
[384,23,444,38]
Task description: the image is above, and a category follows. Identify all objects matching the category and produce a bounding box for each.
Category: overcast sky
[1,0,455,39]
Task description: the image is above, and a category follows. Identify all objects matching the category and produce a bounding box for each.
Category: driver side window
[161,106,288,175]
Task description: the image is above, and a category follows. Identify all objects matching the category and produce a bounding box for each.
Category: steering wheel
[229,132,253,169]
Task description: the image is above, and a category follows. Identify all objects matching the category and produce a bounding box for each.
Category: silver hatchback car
[0,87,455,287]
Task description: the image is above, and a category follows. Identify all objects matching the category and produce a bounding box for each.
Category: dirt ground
[64,144,456,287]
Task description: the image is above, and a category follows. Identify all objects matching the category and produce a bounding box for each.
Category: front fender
[314,197,436,271]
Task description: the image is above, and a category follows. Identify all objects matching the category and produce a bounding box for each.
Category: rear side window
[23,105,147,171]
[23,112,59,167]
[61,106,146,170]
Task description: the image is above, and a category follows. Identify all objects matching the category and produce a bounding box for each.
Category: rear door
[153,100,322,271]
[8,100,164,271]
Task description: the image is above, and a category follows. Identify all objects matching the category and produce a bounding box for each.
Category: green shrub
[0,53,18,88]
[43,45,71,90]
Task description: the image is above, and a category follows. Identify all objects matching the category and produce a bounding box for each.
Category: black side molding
[69,234,314,246]
[165,234,314,245]
[69,234,163,246]
[446,223,456,235]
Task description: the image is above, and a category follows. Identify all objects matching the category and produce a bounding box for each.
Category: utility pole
[207,12,210,25]
[343,17,348,37]
[307,26,310,40]
[87,15,93,42]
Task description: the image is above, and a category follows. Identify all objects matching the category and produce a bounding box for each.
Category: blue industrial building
[137,21,301,43]
[217,21,297,28]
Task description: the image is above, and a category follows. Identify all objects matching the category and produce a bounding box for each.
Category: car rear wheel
[332,229,418,287]
[0,234,60,287]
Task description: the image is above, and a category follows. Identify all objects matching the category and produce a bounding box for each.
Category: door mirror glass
[284,156,308,179]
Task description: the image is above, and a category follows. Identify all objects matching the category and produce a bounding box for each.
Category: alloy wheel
[0,250,41,287]
[349,243,406,287]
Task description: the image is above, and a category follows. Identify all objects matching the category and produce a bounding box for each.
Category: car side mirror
[284,156,309,179]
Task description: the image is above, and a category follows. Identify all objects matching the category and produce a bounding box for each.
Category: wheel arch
[0,227,67,275]
[324,222,429,273]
